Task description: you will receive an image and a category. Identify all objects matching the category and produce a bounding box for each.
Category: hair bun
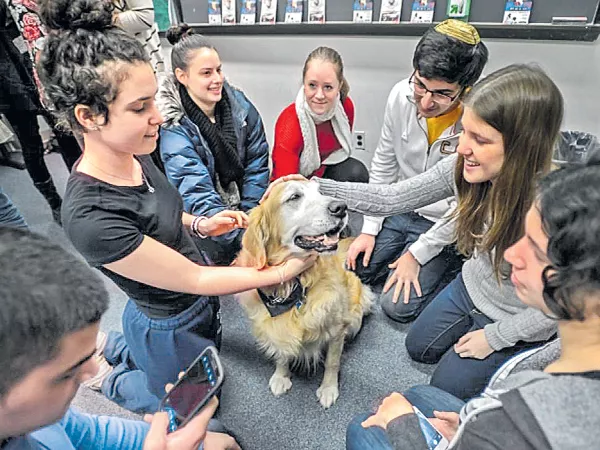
[39,0,113,32]
[166,24,194,45]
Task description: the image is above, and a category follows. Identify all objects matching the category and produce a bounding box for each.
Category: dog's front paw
[316,384,339,409]
[269,373,292,396]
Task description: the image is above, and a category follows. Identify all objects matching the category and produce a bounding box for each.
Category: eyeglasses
[409,72,463,106]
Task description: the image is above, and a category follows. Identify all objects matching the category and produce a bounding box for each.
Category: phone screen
[413,407,449,450]
[162,350,222,422]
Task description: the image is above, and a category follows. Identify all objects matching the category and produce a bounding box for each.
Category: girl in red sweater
[271,47,369,182]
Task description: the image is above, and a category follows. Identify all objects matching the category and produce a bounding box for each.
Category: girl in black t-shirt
[37,0,316,418]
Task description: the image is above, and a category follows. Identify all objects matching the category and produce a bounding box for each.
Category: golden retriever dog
[236,181,374,408]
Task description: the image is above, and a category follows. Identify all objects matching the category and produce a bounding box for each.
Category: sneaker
[81,355,113,391]
[81,331,112,391]
[95,331,108,357]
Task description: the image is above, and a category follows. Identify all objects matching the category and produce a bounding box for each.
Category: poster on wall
[410,0,435,23]
[260,0,278,23]
[503,0,532,24]
[352,0,373,23]
[240,0,257,23]
[208,0,223,24]
[379,0,401,23]
[308,0,326,23]
[285,0,304,22]
[222,0,237,24]
[446,0,470,19]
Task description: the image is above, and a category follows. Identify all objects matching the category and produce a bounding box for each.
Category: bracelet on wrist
[276,261,287,285]
[191,216,209,239]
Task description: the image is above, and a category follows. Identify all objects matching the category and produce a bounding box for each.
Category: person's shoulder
[278,102,297,118]
[342,96,354,113]
[274,103,302,146]
[388,78,412,101]
[276,102,300,127]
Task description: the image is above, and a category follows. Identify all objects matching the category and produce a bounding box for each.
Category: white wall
[164,35,600,166]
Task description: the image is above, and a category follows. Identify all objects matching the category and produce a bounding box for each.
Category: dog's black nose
[328,201,348,218]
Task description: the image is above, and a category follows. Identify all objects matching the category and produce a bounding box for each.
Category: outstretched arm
[105,236,316,296]
[316,154,457,217]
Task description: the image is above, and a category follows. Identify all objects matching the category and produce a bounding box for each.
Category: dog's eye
[286,193,302,202]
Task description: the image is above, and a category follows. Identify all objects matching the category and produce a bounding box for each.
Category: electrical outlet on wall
[353,131,366,151]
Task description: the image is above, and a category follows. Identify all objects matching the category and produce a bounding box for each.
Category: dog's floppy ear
[241,205,270,269]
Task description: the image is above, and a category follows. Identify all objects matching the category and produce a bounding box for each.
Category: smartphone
[413,406,450,450]
[159,346,224,432]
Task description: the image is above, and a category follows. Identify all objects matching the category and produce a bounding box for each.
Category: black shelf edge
[188,22,600,42]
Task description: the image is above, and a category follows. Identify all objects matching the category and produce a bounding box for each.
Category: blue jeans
[405,274,546,400]
[355,212,463,323]
[102,296,222,414]
[0,186,27,229]
[346,386,464,450]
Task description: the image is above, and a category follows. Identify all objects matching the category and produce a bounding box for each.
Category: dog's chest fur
[239,257,354,364]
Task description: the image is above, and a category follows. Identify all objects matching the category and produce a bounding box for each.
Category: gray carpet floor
[0,152,435,449]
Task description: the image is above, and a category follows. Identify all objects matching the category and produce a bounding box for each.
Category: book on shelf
[352,0,373,23]
[410,0,435,23]
[208,0,222,24]
[222,0,237,24]
[285,0,304,23]
[379,0,402,23]
[503,1,532,25]
[241,0,257,24]
[308,0,326,23]
[259,0,277,23]
[447,0,470,20]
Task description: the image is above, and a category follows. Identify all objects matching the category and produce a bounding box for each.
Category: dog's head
[240,181,348,268]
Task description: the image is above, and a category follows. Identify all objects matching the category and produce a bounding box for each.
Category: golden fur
[236,182,373,408]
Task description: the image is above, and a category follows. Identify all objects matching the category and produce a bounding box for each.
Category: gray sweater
[317,154,557,350]
[385,340,600,450]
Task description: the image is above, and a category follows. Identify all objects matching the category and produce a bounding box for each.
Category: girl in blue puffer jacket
[157,24,269,264]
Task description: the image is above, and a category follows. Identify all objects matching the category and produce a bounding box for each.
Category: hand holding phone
[159,346,225,432]
[413,406,450,450]
[143,397,218,450]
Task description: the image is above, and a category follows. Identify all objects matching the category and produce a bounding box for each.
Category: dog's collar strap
[258,278,306,317]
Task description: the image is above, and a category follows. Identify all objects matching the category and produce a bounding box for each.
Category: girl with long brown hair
[267,63,564,400]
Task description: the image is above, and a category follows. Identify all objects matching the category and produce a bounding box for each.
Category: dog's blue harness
[257,278,306,317]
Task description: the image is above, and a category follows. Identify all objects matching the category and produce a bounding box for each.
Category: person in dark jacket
[3,0,82,171]
[346,150,600,450]
[0,0,62,222]
[157,24,269,265]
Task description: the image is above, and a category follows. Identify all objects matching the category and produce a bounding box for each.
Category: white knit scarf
[295,87,353,177]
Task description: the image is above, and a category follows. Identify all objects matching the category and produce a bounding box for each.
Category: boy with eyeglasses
[346,20,488,323]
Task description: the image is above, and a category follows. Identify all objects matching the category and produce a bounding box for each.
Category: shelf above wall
[187,22,600,42]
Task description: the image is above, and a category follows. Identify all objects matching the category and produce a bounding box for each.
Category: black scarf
[179,84,244,190]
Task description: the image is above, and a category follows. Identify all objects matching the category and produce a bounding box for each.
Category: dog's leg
[316,334,344,408]
[269,359,292,397]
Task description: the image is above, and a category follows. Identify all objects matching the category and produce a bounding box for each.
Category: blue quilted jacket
[157,76,269,245]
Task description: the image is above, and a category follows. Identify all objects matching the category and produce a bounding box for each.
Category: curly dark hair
[413,24,488,87]
[538,149,600,321]
[37,0,150,133]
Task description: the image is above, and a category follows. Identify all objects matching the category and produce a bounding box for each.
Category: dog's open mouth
[294,223,344,253]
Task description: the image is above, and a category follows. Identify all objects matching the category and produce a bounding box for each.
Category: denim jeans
[405,274,546,400]
[0,186,27,229]
[102,296,222,414]
[345,386,464,450]
[355,212,463,323]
